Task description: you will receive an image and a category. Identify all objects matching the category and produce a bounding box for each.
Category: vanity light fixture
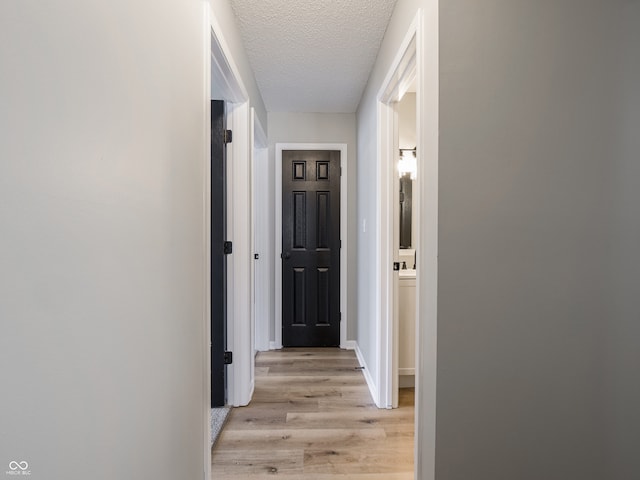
[398,148,417,180]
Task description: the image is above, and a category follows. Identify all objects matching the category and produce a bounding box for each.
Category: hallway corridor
[211,348,414,479]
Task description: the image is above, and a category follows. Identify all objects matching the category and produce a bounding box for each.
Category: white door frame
[209,11,254,414]
[275,143,349,350]
[376,7,439,480]
[252,111,270,353]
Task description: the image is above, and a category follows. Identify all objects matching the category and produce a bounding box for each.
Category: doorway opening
[376,7,439,479]
[394,88,418,412]
[210,17,254,409]
[376,18,417,411]
[207,14,256,466]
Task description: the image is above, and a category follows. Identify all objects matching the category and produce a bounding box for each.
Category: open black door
[211,100,228,407]
[282,150,341,347]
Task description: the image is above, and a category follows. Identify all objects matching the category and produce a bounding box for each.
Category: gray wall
[0,1,207,480]
[605,1,640,478]
[267,112,358,342]
[436,1,639,479]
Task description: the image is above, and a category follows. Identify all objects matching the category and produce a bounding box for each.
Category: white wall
[267,112,358,342]
[398,92,417,150]
[0,2,208,480]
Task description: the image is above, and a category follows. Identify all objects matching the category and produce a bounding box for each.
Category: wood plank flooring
[211,348,414,479]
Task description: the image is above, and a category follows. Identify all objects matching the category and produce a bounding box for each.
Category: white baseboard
[341,340,357,350]
[354,342,380,407]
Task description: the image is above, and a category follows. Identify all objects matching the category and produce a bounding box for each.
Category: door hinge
[224,241,233,255]
[223,351,233,365]
[223,129,232,144]
[339,312,342,322]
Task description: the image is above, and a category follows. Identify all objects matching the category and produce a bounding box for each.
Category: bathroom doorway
[395,87,418,405]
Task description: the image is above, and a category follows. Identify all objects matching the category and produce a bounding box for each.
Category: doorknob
[281,252,291,260]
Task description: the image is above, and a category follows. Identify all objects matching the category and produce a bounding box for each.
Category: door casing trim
[252,111,270,353]
[275,143,349,350]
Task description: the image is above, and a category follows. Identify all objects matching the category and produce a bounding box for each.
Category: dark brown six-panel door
[282,150,340,347]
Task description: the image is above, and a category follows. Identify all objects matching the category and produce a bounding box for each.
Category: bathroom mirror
[399,173,412,248]
[397,90,416,251]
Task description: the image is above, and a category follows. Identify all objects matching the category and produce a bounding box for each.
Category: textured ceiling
[229,0,398,113]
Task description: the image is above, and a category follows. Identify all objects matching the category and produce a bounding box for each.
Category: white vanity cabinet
[398,270,416,381]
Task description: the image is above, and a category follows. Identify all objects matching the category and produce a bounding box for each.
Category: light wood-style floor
[211,348,414,479]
